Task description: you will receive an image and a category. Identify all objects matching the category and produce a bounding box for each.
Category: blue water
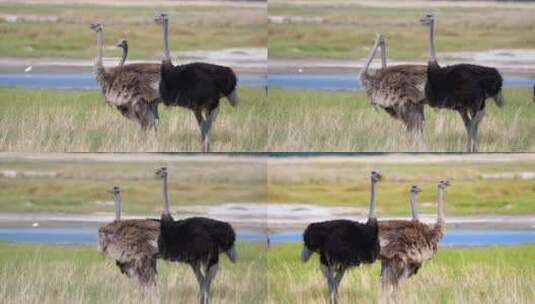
[1,228,534,247]
[1,73,532,92]
[0,73,266,90]
[268,73,535,91]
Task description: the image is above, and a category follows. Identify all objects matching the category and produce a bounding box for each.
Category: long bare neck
[427,22,437,63]
[409,192,418,221]
[93,30,106,84]
[95,30,104,68]
[361,40,380,77]
[368,179,377,219]
[161,20,171,62]
[114,192,121,221]
[162,176,170,215]
[380,42,387,69]
[119,46,127,67]
[437,187,444,223]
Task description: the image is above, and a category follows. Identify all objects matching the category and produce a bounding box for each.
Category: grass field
[0,155,266,214]
[0,87,267,152]
[267,87,535,152]
[269,1,535,60]
[268,243,535,304]
[0,241,267,304]
[1,154,535,215]
[0,2,266,59]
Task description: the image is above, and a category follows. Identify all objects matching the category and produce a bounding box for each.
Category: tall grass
[0,242,267,304]
[0,87,267,152]
[267,88,535,152]
[268,243,535,304]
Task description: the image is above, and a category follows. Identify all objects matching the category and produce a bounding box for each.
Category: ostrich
[378,181,450,296]
[420,14,504,152]
[116,39,128,67]
[301,171,382,304]
[360,33,427,141]
[97,186,160,289]
[155,167,237,304]
[90,23,161,131]
[154,13,239,152]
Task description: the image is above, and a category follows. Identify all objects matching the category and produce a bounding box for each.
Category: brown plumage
[378,181,449,297]
[360,33,427,136]
[90,23,161,130]
[97,186,160,288]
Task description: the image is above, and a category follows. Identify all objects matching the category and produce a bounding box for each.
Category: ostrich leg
[320,264,337,304]
[203,107,220,153]
[469,110,485,152]
[202,264,219,304]
[333,267,346,300]
[194,109,208,152]
[459,110,474,152]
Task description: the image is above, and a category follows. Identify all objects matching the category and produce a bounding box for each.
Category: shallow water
[0,73,266,90]
[268,73,535,91]
[0,228,534,247]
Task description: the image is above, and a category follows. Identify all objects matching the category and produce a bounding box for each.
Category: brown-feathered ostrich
[154,13,239,153]
[155,167,237,304]
[421,14,504,152]
[301,171,382,304]
[97,186,160,289]
[90,23,161,131]
[360,33,427,141]
[378,181,450,297]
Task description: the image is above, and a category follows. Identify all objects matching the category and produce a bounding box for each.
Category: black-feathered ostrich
[301,171,382,304]
[421,14,504,152]
[97,186,160,289]
[378,181,450,297]
[360,33,427,142]
[90,23,161,131]
[154,13,239,152]
[155,167,237,304]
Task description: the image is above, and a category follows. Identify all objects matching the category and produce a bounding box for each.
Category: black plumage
[301,171,382,304]
[155,13,238,152]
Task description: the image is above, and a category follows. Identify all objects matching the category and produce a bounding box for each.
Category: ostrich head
[154,13,168,25]
[90,23,102,32]
[420,13,434,27]
[370,170,382,183]
[108,185,120,194]
[155,166,168,179]
[438,179,450,189]
[375,32,385,47]
[116,39,127,49]
[410,185,422,194]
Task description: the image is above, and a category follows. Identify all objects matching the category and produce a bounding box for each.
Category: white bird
[24,66,32,73]
[32,222,39,227]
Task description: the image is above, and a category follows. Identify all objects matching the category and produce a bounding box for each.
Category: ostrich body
[301,171,382,304]
[378,181,450,295]
[421,14,504,152]
[155,167,237,304]
[90,24,161,130]
[360,33,427,137]
[154,13,238,152]
[97,186,160,288]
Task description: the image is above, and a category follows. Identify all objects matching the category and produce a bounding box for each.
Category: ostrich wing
[368,65,427,108]
[378,220,436,263]
[102,63,161,107]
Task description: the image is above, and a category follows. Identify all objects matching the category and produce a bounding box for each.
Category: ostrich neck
[95,30,104,68]
[114,192,121,221]
[162,176,170,214]
[410,192,418,221]
[161,20,171,62]
[119,45,127,67]
[380,42,387,69]
[437,187,444,222]
[368,179,377,219]
[427,22,437,63]
[362,39,380,76]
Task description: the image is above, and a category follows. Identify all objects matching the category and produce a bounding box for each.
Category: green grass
[269,3,535,60]
[268,157,535,216]
[0,3,266,59]
[0,156,266,214]
[0,242,267,304]
[267,87,535,152]
[0,87,268,152]
[268,243,535,303]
